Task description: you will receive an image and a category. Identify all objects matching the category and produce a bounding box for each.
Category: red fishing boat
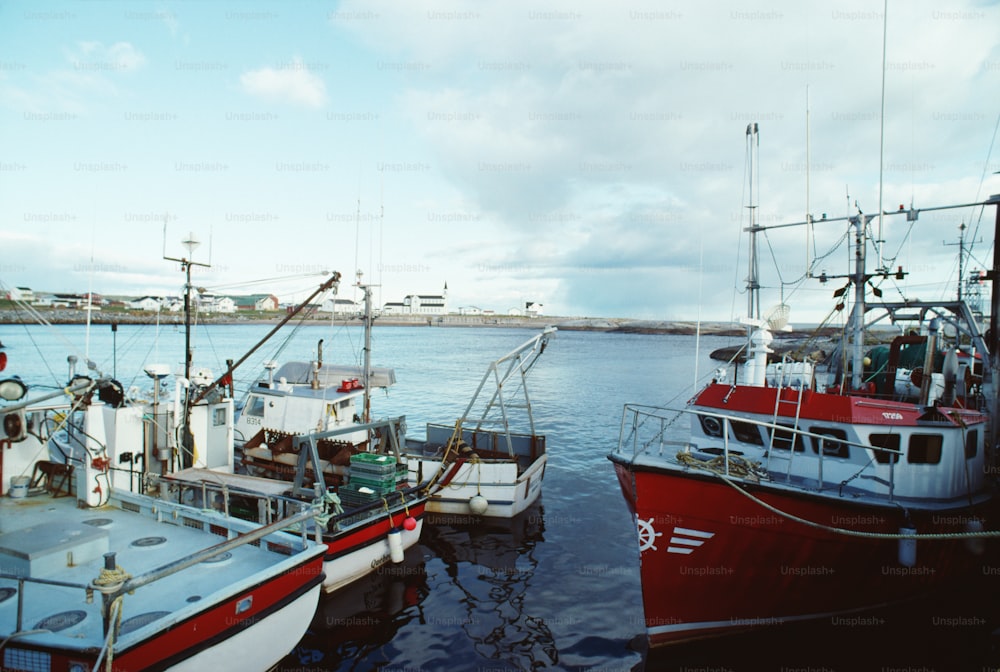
[609,124,1000,647]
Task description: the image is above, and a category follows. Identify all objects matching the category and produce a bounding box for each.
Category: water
[3,322,998,671]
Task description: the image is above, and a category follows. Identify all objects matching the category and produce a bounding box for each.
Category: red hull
[325,500,427,558]
[26,552,325,671]
[613,461,992,647]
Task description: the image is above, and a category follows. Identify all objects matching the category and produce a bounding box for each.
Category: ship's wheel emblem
[636,517,662,552]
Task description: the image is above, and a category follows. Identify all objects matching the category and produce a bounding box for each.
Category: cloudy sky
[1,0,998,322]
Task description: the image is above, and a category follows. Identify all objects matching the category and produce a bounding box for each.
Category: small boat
[402,327,556,517]
[0,352,326,671]
[183,273,427,595]
[233,279,556,520]
[608,124,1000,648]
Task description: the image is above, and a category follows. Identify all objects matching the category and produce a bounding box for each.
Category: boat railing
[617,403,901,499]
[156,465,425,533]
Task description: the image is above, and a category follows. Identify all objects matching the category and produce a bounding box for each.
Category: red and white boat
[189,275,428,595]
[0,350,326,671]
[234,277,555,521]
[609,125,1000,648]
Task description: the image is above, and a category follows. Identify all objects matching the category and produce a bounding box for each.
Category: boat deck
[0,485,316,656]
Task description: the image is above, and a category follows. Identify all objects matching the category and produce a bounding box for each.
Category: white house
[321,297,360,315]
[129,296,162,312]
[525,302,544,317]
[234,294,279,312]
[6,287,34,302]
[215,297,237,313]
[381,301,407,315]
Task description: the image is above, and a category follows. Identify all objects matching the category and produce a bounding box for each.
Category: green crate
[339,483,382,508]
[349,473,397,494]
[350,452,397,477]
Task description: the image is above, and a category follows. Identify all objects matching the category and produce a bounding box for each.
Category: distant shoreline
[0,308,755,336]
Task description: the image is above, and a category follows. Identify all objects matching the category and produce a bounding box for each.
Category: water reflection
[419,502,555,669]
[280,550,429,670]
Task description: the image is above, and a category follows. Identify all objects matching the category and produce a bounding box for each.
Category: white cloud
[240,58,327,108]
[71,41,146,73]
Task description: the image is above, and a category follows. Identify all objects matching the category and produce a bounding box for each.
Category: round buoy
[468,494,489,515]
[403,516,417,531]
[388,529,404,563]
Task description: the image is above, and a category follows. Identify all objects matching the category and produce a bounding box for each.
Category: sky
[1,0,998,323]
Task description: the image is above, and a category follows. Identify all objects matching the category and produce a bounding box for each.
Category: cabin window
[809,427,849,458]
[213,407,227,427]
[698,414,724,438]
[907,434,943,464]
[769,424,806,452]
[965,429,979,459]
[245,396,265,418]
[869,433,901,464]
[730,420,764,446]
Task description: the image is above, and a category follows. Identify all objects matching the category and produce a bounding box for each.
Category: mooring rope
[676,451,1000,540]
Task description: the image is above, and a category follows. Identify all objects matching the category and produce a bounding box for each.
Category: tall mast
[746,123,761,323]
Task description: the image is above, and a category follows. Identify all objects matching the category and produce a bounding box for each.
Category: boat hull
[322,501,427,593]
[409,454,546,518]
[611,459,993,648]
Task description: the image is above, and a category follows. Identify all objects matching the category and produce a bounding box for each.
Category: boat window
[809,427,849,458]
[869,433,901,464]
[213,407,227,427]
[698,414,724,438]
[907,434,943,464]
[245,395,265,418]
[769,424,806,452]
[730,420,764,445]
[965,429,979,459]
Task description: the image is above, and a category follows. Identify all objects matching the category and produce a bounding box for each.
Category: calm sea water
[3,322,998,671]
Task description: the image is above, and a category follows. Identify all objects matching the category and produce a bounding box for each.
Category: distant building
[525,302,544,317]
[384,283,448,315]
[233,294,279,312]
[320,297,360,315]
[129,296,162,312]
[6,287,34,302]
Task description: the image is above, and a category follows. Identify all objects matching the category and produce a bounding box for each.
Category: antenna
[805,86,812,277]
[944,221,982,302]
[876,0,888,271]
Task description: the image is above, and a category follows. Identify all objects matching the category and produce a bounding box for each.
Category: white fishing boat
[402,327,556,518]
[0,348,326,671]
[234,279,556,519]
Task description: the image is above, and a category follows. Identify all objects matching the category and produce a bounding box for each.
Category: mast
[849,213,869,390]
[746,122,761,323]
[356,270,374,422]
[164,231,209,469]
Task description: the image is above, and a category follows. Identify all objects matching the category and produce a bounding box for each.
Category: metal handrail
[617,403,906,493]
